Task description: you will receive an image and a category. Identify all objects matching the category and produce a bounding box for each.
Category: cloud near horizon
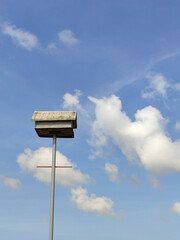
[17,147,90,186]
[1,22,39,51]
[88,95,180,175]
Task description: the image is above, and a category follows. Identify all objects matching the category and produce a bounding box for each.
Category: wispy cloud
[0,175,21,190]
[89,95,180,175]
[58,30,79,45]
[107,51,180,95]
[17,147,90,187]
[150,177,161,189]
[104,163,119,183]
[1,22,39,51]
[46,42,58,54]
[142,72,180,99]
[88,130,107,160]
[142,72,170,99]
[155,51,180,64]
[123,174,140,187]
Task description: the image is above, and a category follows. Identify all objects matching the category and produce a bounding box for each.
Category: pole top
[32,111,77,138]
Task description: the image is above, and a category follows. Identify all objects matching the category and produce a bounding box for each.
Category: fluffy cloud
[172,202,180,215]
[63,89,82,109]
[58,30,79,45]
[0,175,21,190]
[104,163,119,183]
[1,22,39,51]
[62,90,89,117]
[17,147,90,186]
[71,186,115,216]
[89,95,180,175]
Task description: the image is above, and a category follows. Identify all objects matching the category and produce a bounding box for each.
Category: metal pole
[49,135,56,240]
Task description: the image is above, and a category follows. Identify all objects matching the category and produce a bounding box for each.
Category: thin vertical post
[49,135,56,240]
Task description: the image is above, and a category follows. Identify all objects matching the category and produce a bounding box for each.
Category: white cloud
[0,175,21,190]
[89,95,180,175]
[58,30,79,45]
[62,89,89,117]
[104,163,119,183]
[142,72,170,98]
[89,148,105,160]
[71,186,115,217]
[175,121,180,131]
[1,22,39,51]
[17,147,90,186]
[63,89,82,109]
[172,202,180,215]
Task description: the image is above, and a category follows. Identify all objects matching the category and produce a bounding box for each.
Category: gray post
[49,135,57,240]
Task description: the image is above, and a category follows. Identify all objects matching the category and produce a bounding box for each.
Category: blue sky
[0,1,180,239]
